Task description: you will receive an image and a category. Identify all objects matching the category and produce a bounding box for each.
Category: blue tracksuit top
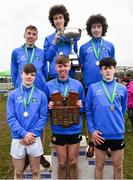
[43,32,78,78]
[11,45,48,92]
[79,37,115,88]
[7,86,48,139]
[46,77,85,135]
[86,79,128,139]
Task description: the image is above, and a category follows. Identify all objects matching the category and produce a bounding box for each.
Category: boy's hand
[92,130,105,145]
[48,101,54,109]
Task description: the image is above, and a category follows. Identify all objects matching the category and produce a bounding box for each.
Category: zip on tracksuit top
[7,86,48,139]
[79,37,115,88]
[86,79,128,139]
[46,77,85,135]
[43,32,78,78]
[11,45,48,92]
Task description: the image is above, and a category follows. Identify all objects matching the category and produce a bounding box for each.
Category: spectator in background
[122,77,133,132]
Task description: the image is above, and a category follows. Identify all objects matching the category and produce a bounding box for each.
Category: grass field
[0,92,133,179]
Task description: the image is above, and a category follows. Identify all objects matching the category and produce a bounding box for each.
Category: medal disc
[23,111,29,117]
[96,61,100,65]
[110,106,114,111]
[59,52,63,55]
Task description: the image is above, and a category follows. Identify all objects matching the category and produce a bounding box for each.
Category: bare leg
[29,156,40,180]
[68,143,80,179]
[111,149,124,179]
[55,144,67,179]
[95,148,106,179]
[40,130,50,168]
[12,158,25,180]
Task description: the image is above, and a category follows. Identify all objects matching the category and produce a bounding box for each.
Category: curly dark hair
[86,14,108,37]
[48,4,69,28]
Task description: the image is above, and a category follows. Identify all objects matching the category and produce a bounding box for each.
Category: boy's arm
[79,83,85,113]
[30,93,48,135]
[7,93,28,138]
[11,50,18,88]
[85,87,95,134]
[43,37,56,62]
[110,43,115,59]
[42,54,48,81]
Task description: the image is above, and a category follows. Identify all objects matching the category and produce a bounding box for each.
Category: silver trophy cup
[62,28,81,69]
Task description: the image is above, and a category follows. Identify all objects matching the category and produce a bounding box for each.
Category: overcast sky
[0,0,133,71]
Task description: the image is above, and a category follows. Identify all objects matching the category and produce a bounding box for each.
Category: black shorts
[95,139,125,151]
[52,133,82,146]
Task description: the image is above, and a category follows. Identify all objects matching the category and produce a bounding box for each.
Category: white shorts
[10,137,43,159]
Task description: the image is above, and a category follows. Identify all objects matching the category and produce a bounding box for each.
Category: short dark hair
[25,25,38,34]
[99,57,117,69]
[48,4,69,28]
[23,64,37,74]
[122,77,130,84]
[86,14,108,37]
[56,55,69,65]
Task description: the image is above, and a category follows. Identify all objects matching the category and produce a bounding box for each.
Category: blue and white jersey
[7,86,48,139]
[46,77,85,135]
[79,37,115,88]
[44,32,78,78]
[86,79,127,139]
[11,45,48,92]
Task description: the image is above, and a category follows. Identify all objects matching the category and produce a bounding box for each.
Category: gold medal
[110,105,114,111]
[23,111,29,117]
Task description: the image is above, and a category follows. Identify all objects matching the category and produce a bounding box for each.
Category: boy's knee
[113,163,122,172]
[31,168,40,176]
[69,161,78,169]
[59,162,67,170]
[96,162,104,171]
[15,169,24,178]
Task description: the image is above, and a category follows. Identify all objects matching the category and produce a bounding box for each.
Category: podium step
[23,136,114,179]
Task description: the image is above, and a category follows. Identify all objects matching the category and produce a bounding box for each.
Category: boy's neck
[25,43,35,48]
[22,82,33,89]
[58,76,68,82]
[103,77,114,82]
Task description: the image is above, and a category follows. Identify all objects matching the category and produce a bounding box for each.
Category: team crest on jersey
[20,55,27,61]
[96,89,103,95]
[35,56,40,60]
[102,47,106,51]
[87,47,93,53]
[17,96,23,102]
[31,98,37,103]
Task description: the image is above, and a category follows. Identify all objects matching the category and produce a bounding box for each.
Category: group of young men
[7,4,128,180]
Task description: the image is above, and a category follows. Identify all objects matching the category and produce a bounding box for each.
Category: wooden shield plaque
[51,91,80,127]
